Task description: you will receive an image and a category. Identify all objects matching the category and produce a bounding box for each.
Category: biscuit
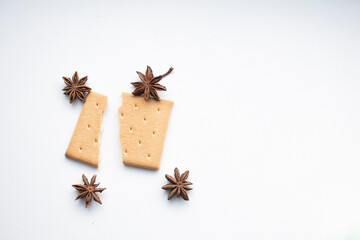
[119,92,173,170]
[66,92,108,167]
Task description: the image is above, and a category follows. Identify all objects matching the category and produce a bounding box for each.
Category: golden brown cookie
[119,92,173,170]
[66,92,108,167]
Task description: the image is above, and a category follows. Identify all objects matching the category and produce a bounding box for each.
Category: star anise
[72,174,106,208]
[62,71,92,103]
[162,167,193,200]
[131,66,174,101]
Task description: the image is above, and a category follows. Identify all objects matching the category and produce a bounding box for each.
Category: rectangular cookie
[65,92,108,167]
[119,92,173,170]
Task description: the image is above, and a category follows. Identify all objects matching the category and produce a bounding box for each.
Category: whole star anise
[162,167,193,200]
[131,66,173,101]
[72,174,106,208]
[62,71,92,103]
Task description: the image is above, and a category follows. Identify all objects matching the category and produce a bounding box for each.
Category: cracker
[65,92,108,167]
[119,92,173,170]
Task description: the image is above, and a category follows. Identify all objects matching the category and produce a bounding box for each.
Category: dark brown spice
[72,174,106,208]
[131,66,173,101]
[62,71,92,103]
[162,167,192,200]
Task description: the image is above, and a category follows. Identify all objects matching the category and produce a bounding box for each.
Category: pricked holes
[87,124,91,129]
[147,153,151,159]
[94,139,97,144]
[129,126,133,132]
[120,112,124,118]
[96,103,99,108]
[143,117,147,122]
[138,140,142,145]
[157,107,160,112]
[134,103,138,109]
[124,149,128,154]
[79,147,82,152]
[152,130,156,136]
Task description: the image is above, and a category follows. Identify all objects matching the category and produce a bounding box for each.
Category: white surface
[0,0,360,239]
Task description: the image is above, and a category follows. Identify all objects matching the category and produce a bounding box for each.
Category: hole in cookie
[88,124,91,129]
[134,104,138,109]
[124,149,128,154]
[143,117,146,122]
[152,131,155,136]
[129,126,133,132]
[79,147,82,151]
[96,103,99,107]
[138,140,141,145]
[94,139,97,144]
[147,153,151,158]
[120,112,124,118]
[157,107,160,112]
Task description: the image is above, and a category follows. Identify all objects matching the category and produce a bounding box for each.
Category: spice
[62,71,92,103]
[162,167,192,200]
[72,174,106,208]
[131,66,173,101]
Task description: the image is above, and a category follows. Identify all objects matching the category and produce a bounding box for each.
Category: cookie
[119,92,173,170]
[65,92,108,167]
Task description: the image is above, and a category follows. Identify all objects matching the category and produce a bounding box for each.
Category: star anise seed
[62,71,92,103]
[162,167,192,200]
[72,174,106,208]
[131,66,173,101]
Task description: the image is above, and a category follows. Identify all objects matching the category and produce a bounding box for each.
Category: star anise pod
[162,167,193,200]
[131,66,174,101]
[72,174,106,208]
[62,71,92,103]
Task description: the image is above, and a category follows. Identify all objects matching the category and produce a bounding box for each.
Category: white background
[0,0,360,239]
